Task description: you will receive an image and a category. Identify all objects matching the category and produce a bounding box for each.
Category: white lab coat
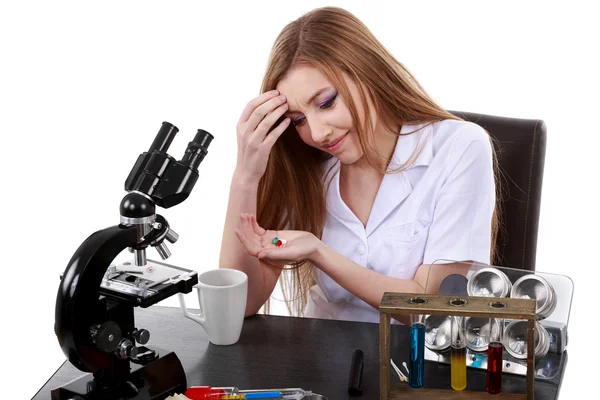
[304,119,495,323]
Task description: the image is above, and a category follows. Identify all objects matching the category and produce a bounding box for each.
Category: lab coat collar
[390,122,434,170]
[326,122,434,238]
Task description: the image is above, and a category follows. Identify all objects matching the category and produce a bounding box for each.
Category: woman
[219,6,497,324]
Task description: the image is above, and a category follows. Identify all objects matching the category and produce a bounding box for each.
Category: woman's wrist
[308,236,328,266]
[232,169,260,190]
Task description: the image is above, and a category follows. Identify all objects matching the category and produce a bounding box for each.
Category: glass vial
[486,317,504,394]
[451,316,467,391]
[409,314,425,388]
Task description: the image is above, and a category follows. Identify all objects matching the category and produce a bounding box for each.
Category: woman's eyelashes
[318,92,337,109]
[291,92,337,127]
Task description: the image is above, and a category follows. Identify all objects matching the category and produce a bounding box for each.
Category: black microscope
[53,122,213,399]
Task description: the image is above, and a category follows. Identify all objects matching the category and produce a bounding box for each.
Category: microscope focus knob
[90,321,122,353]
[133,328,150,345]
[117,339,139,359]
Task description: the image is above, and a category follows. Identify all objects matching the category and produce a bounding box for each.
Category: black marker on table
[348,349,364,396]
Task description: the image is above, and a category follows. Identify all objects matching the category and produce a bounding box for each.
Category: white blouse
[304,119,496,323]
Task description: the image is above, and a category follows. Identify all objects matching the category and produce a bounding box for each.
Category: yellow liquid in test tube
[451,345,467,390]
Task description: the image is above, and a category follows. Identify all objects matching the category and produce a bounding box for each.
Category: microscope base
[51,349,186,400]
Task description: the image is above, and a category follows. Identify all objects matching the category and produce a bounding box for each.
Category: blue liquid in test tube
[409,321,425,388]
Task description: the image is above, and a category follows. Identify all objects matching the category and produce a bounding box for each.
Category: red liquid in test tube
[486,342,503,394]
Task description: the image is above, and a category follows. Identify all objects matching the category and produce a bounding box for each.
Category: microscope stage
[100,259,198,308]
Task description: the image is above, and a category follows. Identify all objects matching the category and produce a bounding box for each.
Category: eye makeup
[290,89,337,126]
[317,90,337,109]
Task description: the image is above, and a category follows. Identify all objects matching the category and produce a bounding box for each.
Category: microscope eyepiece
[125,122,214,209]
[180,129,214,171]
[193,129,214,149]
[148,122,178,153]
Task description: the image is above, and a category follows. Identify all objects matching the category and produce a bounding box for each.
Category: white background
[1,1,597,398]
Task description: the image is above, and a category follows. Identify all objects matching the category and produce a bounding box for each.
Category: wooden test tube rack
[379,293,537,400]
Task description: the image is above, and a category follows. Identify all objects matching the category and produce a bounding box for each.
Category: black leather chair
[449,111,547,271]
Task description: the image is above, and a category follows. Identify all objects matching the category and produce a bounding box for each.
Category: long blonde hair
[257,6,499,316]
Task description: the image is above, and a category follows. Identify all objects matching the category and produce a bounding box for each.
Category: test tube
[486,317,504,394]
[185,386,313,399]
[408,314,425,388]
[450,316,467,391]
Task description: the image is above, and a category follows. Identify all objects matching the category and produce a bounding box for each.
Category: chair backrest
[449,111,547,271]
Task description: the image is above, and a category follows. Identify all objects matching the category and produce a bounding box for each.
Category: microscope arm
[55,223,138,373]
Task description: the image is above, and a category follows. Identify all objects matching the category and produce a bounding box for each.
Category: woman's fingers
[262,116,291,149]
[238,90,280,124]
[240,214,252,237]
[234,229,256,255]
[249,214,266,236]
[239,214,262,253]
[253,103,289,140]
[235,91,289,183]
[245,95,288,135]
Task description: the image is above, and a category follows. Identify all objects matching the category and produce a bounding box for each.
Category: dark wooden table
[34,306,566,399]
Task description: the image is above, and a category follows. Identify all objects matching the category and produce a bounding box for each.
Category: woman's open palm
[234,213,320,266]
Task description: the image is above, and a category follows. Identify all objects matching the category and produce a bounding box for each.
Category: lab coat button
[356,245,365,255]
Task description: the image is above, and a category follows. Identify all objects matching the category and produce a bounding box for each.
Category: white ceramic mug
[178,268,248,345]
